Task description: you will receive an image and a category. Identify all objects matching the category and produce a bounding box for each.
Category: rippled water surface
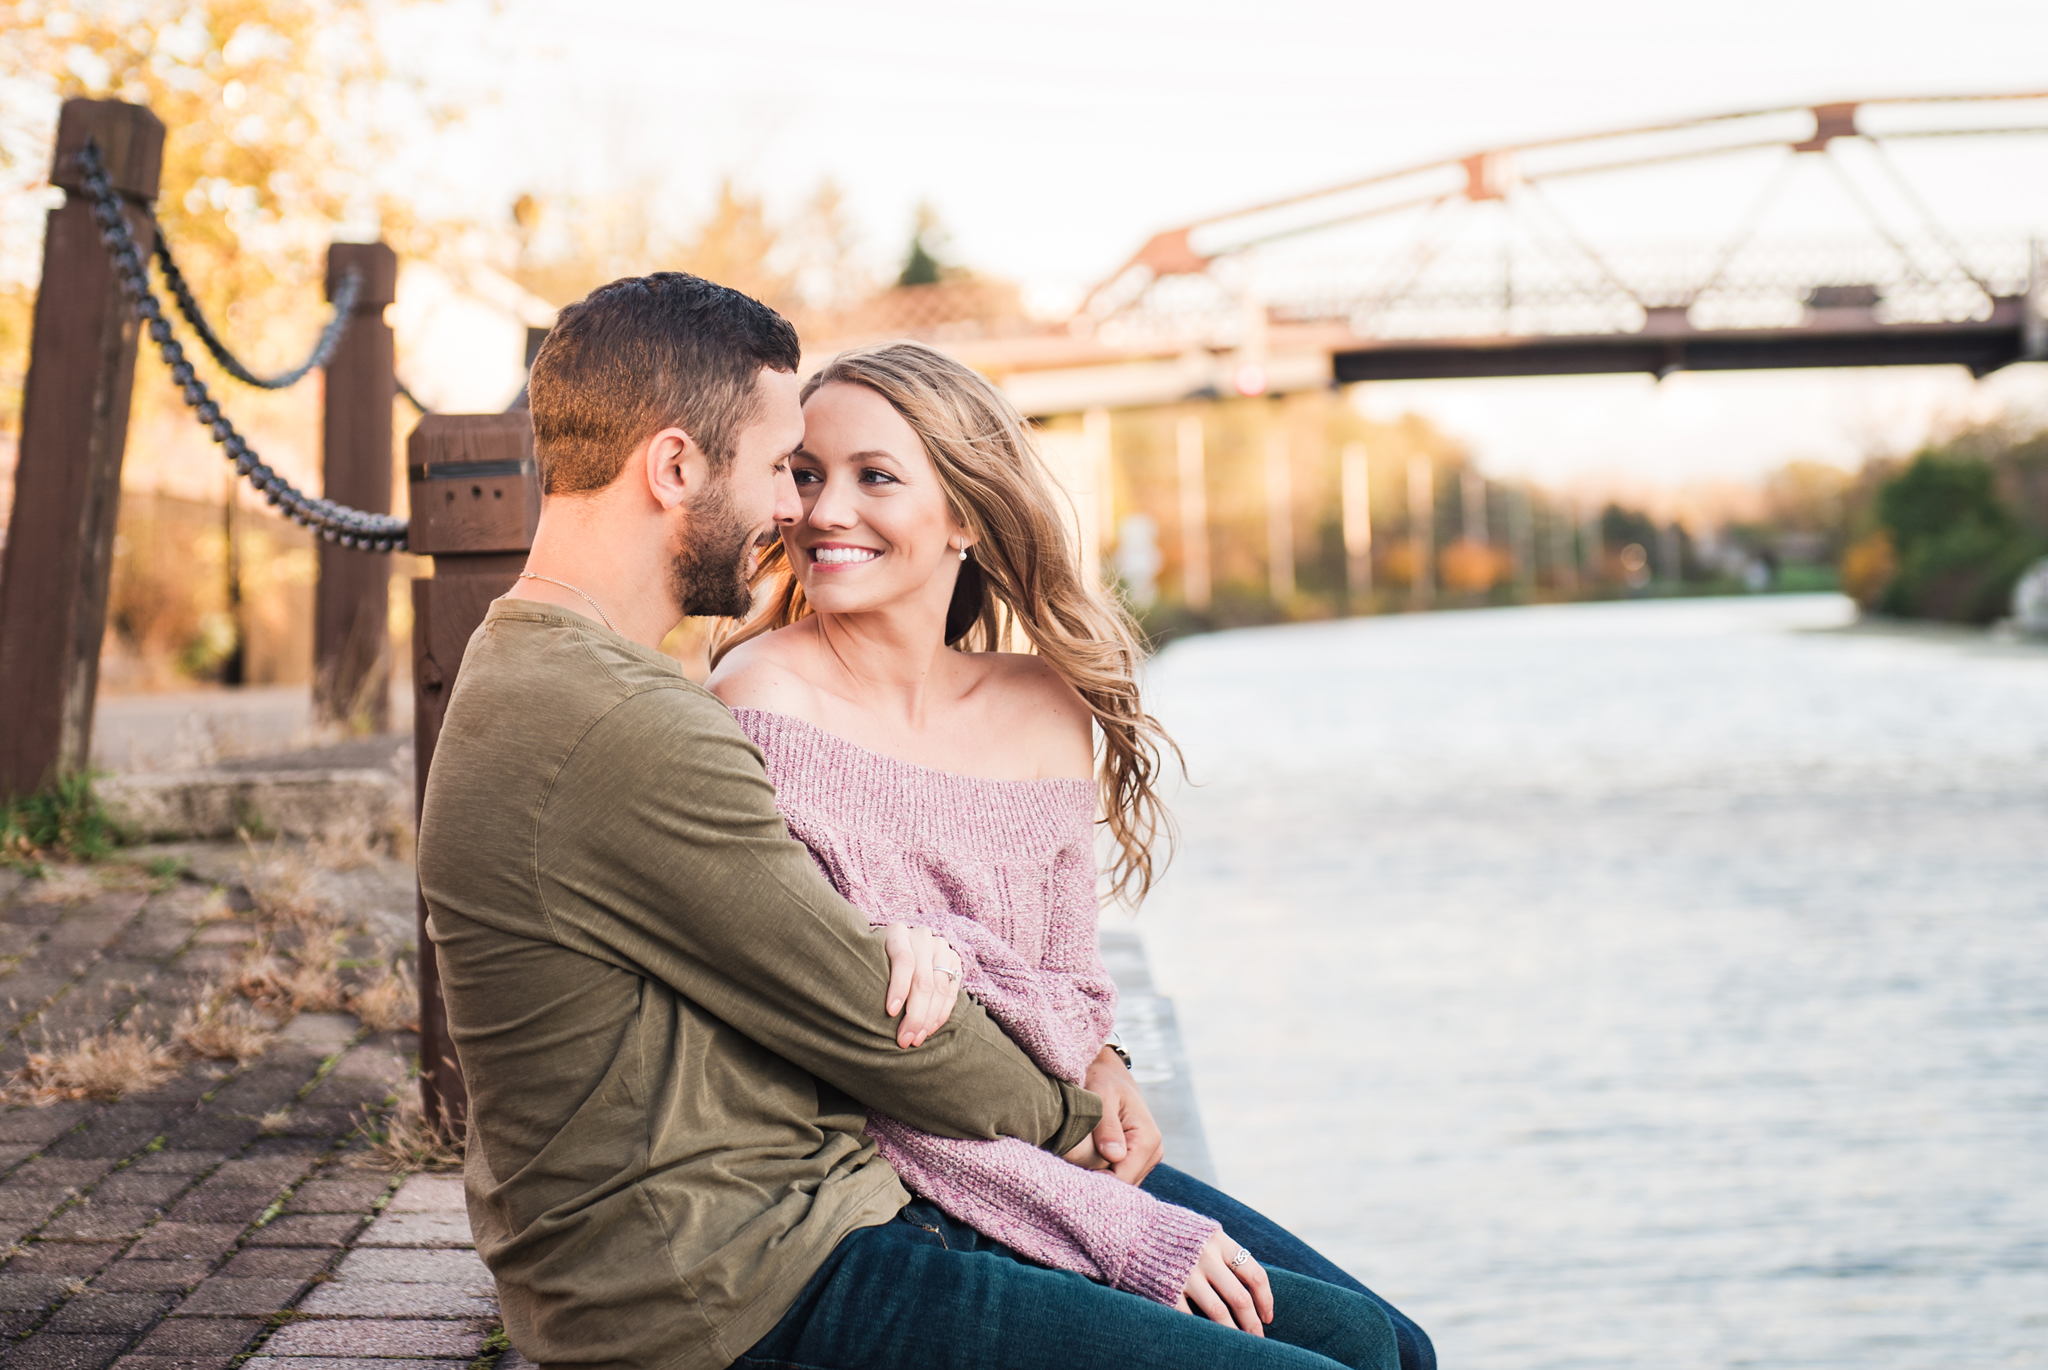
[1135,595,2048,1370]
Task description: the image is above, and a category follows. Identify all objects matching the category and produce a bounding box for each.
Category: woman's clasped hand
[880,933,1270,1333]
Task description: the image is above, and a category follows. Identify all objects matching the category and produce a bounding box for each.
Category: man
[418,273,1176,1369]
[420,274,1429,1370]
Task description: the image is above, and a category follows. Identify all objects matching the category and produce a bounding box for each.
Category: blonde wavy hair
[710,340,1179,903]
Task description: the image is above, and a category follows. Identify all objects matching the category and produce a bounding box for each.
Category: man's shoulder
[455,600,732,733]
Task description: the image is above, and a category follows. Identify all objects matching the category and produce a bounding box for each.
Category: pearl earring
[958,547,969,562]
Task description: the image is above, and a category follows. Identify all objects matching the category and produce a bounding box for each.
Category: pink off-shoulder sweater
[731,708,1219,1305]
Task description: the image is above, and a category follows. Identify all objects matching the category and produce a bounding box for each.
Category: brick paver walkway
[0,857,521,1369]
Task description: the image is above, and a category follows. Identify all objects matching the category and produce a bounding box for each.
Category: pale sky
[376,0,2048,485]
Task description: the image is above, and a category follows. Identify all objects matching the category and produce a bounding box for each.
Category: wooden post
[315,242,399,730]
[408,412,540,1136]
[0,100,165,796]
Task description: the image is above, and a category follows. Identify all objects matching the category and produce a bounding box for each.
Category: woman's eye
[791,469,821,486]
[859,469,898,485]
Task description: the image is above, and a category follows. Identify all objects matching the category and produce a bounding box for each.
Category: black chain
[151,229,360,389]
[78,139,408,552]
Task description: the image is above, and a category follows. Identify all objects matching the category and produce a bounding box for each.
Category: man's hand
[881,924,962,1049]
[1076,1044,1164,1185]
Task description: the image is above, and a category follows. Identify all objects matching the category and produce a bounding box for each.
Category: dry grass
[258,1107,293,1134]
[353,1088,465,1172]
[6,1023,182,1103]
[235,943,348,1017]
[172,990,276,1063]
[308,814,382,872]
[240,842,325,927]
[349,959,418,1033]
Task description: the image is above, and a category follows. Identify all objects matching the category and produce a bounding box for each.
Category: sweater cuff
[1116,1203,1219,1306]
[1041,1081,1103,1157]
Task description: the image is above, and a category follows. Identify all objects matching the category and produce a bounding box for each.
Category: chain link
[151,229,360,389]
[78,139,408,552]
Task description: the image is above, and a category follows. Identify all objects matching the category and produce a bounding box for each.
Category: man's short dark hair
[527,273,802,495]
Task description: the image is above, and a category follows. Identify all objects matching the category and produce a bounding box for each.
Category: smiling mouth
[810,546,882,566]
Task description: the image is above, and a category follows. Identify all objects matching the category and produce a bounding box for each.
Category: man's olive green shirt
[418,602,1102,1370]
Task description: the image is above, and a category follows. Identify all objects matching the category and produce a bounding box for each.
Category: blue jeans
[736,1172,1426,1370]
[1142,1165,1436,1370]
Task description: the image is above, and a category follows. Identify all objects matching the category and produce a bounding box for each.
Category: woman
[706,342,1431,1370]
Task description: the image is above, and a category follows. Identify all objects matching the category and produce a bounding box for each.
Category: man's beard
[670,480,759,619]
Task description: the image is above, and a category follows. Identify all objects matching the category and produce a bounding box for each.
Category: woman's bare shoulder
[969,652,1095,779]
[704,627,825,719]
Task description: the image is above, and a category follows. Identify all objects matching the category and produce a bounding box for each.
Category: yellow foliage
[1440,538,1509,593]
[1840,530,1897,608]
[0,0,448,435]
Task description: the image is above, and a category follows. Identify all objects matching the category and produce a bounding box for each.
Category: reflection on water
[1137,595,2048,1370]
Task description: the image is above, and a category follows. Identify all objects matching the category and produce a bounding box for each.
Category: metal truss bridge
[953,94,2048,413]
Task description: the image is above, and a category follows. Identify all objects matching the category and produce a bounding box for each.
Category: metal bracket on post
[407,412,540,1138]
[0,100,165,796]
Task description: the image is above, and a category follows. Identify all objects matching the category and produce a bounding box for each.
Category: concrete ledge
[99,767,410,842]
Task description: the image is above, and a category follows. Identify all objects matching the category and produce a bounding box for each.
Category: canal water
[1133,594,2048,1370]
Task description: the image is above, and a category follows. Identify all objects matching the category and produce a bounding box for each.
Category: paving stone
[498,1352,539,1370]
[156,1119,259,1155]
[132,1315,266,1352]
[215,1249,331,1282]
[2,1244,122,1277]
[111,1359,236,1370]
[280,1179,386,1215]
[331,1248,489,1287]
[242,1215,358,1248]
[0,1188,77,1220]
[87,1175,189,1209]
[13,1160,115,1190]
[267,1108,354,1139]
[297,1282,495,1317]
[233,1141,326,1165]
[257,1319,486,1357]
[42,1122,161,1162]
[124,1153,218,1176]
[90,1263,195,1294]
[0,1219,43,1248]
[162,1189,270,1228]
[384,1175,463,1214]
[0,1310,40,1336]
[207,1159,312,1190]
[0,1272,79,1312]
[240,1362,471,1370]
[277,1014,355,1051]
[40,1205,152,1242]
[174,1277,306,1316]
[124,1224,241,1264]
[0,1143,40,1171]
[0,1335,130,1368]
[43,1289,177,1332]
[351,1211,468,1248]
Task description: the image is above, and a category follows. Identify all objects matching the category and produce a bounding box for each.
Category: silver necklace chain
[517,572,617,632]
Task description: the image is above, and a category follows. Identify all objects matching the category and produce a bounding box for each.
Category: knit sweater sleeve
[866,1113,1217,1304]
[888,836,1116,1085]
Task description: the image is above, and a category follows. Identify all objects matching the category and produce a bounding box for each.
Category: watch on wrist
[1103,1041,1133,1071]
